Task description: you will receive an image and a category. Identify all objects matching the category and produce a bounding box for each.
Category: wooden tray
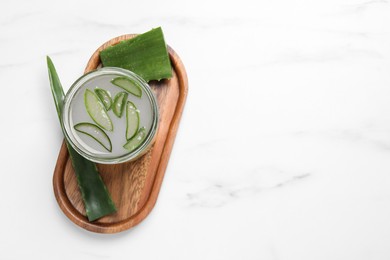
[53,34,188,233]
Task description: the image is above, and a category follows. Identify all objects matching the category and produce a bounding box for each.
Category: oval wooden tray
[53,34,188,233]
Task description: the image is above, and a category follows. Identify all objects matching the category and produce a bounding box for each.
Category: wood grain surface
[52,34,188,233]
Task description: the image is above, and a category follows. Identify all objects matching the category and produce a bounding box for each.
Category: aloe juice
[67,72,155,159]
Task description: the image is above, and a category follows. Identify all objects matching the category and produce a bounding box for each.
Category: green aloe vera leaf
[74,123,112,152]
[47,56,116,222]
[100,27,172,82]
[111,76,142,97]
[123,127,147,152]
[112,92,128,118]
[125,101,140,140]
[94,88,112,110]
[84,89,113,131]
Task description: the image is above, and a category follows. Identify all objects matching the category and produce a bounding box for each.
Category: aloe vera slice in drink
[47,56,116,221]
[125,101,140,140]
[94,88,112,110]
[123,127,147,152]
[112,92,128,118]
[100,27,172,82]
[85,89,113,131]
[111,76,142,97]
[74,123,112,152]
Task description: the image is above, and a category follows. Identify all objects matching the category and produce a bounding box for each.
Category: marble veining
[0,11,41,26]
[233,45,383,72]
[185,172,311,208]
[341,0,389,13]
[291,125,390,152]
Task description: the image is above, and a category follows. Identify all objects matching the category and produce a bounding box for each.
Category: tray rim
[53,34,188,233]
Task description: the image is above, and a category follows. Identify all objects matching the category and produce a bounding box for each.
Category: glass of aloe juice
[62,67,159,164]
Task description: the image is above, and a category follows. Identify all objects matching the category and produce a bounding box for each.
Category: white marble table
[1,0,390,259]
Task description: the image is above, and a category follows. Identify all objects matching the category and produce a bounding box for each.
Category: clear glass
[62,67,159,164]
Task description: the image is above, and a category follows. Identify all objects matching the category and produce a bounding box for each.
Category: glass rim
[62,67,159,164]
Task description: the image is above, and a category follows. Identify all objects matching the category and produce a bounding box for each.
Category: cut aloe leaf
[47,56,116,221]
[94,88,112,110]
[85,89,113,131]
[126,101,140,140]
[74,123,112,152]
[112,92,128,118]
[111,76,142,97]
[100,27,172,82]
[123,127,147,152]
